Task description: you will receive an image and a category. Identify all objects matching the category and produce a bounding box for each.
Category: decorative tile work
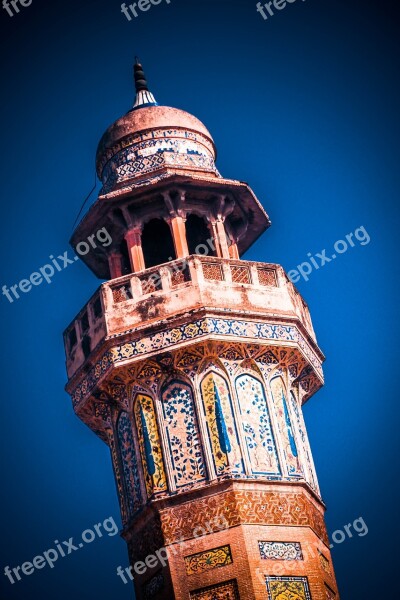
[200,372,244,475]
[190,579,240,600]
[231,265,251,284]
[98,127,215,173]
[142,571,164,599]
[116,412,142,518]
[184,545,233,575]
[235,374,281,476]
[70,318,323,408]
[290,392,319,493]
[108,431,128,525]
[174,350,203,379]
[259,541,303,561]
[219,345,245,362]
[265,576,311,600]
[258,268,277,287]
[134,394,167,496]
[319,552,331,576]
[162,382,207,488]
[94,402,111,423]
[160,489,329,546]
[270,377,302,477]
[325,584,336,599]
[202,263,223,281]
[257,349,279,365]
[137,362,163,394]
[100,129,218,193]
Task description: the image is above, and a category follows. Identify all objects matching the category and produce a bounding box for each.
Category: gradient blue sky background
[1,0,399,598]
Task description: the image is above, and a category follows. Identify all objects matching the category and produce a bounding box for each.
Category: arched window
[270,377,302,477]
[186,214,216,256]
[116,412,142,518]
[134,394,167,497]
[200,371,244,475]
[161,381,206,488]
[235,373,281,476]
[142,219,176,268]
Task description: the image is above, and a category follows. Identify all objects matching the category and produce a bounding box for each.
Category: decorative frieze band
[69,317,323,408]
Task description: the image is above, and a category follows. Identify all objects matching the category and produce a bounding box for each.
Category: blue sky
[0,0,399,598]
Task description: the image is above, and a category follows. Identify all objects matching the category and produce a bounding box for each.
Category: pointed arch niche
[116,412,142,518]
[235,373,281,477]
[200,370,244,476]
[161,381,207,489]
[270,376,302,477]
[133,394,167,497]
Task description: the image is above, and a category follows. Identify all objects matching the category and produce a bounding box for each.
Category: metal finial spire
[132,58,158,110]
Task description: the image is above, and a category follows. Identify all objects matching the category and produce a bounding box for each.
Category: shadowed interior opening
[186,214,216,256]
[142,218,176,268]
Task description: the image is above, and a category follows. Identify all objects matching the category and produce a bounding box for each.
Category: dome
[96,63,219,194]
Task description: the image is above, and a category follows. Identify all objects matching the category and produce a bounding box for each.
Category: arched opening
[141,219,176,268]
[119,238,132,275]
[186,214,216,256]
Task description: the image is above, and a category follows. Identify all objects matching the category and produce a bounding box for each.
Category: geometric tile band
[70,317,323,406]
[190,579,240,599]
[184,545,233,575]
[259,541,303,560]
[160,489,329,546]
[265,576,311,600]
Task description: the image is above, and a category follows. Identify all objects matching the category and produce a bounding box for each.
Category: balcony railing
[64,255,313,378]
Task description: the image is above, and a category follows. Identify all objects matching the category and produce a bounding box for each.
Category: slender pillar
[169,216,189,258]
[125,227,145,272]
[228,242,240,259]
[212,219,230,259]
[108,252,124,279]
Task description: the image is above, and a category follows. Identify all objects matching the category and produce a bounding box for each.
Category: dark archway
[142,219,176,268]
[186,214,216,256]
[119,238,132,275]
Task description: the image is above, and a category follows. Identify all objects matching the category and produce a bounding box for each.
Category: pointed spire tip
[132,58,158,111]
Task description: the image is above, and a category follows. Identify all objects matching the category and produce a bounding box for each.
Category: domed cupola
[71,61,270,281]
[96,60,219,194]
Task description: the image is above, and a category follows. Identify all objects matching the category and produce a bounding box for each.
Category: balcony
[64,256,316,379]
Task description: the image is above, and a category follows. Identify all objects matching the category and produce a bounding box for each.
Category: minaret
[64,62,340,600]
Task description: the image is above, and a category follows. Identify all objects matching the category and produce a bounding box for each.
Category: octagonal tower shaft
[64,63,339,600]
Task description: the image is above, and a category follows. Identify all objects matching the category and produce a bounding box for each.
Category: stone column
[210,218,230,259]
[215,219,230,259]
[108,252,124,279]
[228,243,239,259]
[125,227,145,273]
[169,216,189,258]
